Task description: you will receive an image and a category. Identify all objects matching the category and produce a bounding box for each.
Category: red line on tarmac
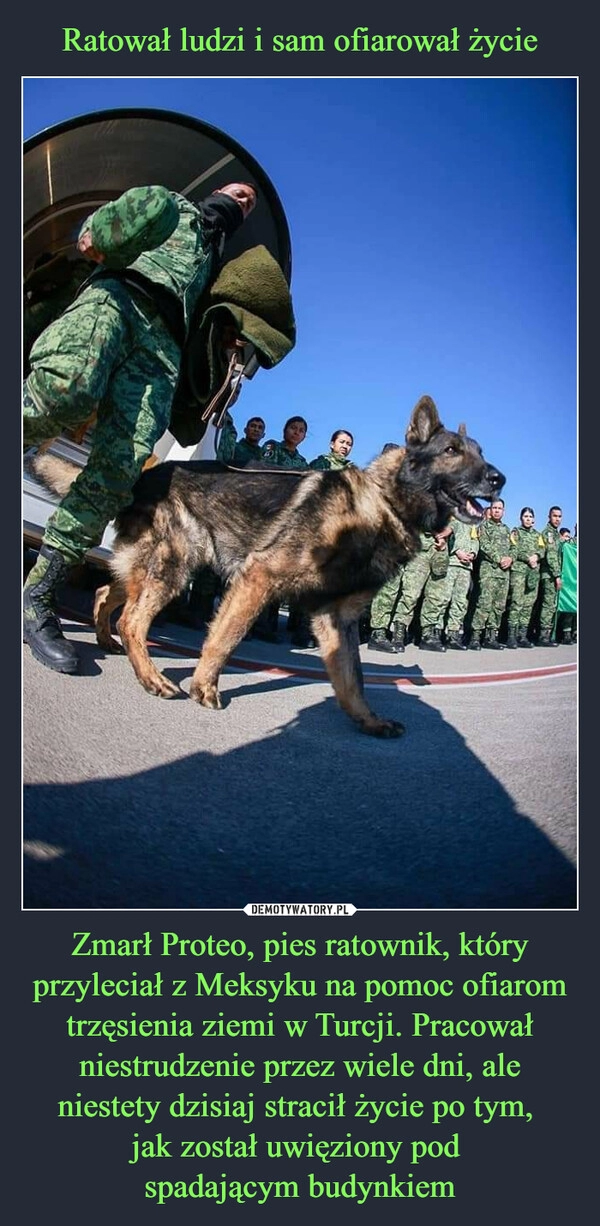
[63,606,576,689]
[219,655,577,688]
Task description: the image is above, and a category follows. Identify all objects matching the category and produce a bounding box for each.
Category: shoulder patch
[471,526,479,540]
[510,530,519,545]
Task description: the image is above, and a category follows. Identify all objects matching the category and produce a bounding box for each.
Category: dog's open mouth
[439,489,490,524]
[461,496,486,521]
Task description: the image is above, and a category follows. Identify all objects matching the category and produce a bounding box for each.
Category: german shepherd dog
[29,397,504,737]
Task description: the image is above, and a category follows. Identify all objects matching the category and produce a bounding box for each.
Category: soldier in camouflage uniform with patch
[23,181,263,673]
[261,416,310,469]
[537,506,563,646]
[419,515,480,650]
[505,507,546,648]
[468,497,514,650]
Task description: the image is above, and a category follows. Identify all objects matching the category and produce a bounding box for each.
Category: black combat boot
[368,628,398,653]
[446,630,467,650]
[469,631,483,650]
[516,625,533,648]
[562,629,573,645]
[505,626,518,649]
[290,608,317,649]
[23,544,79,674]
[389,622,406,653]
[537,629,558,648]
[420,625,446,652]
[482,629,504,650]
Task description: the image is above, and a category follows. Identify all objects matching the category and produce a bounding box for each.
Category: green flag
[557,540,577,613]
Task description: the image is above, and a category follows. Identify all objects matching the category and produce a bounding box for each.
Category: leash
[201,342,247,441]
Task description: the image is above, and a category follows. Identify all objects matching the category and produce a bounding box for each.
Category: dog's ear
[405,395,442,445]
[458,422,467,437]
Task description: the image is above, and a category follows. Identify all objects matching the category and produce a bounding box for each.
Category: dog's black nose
[487,467,505,492]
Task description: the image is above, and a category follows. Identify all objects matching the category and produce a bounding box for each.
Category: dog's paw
[189,679,223,710]
[361,717,405,739]
[142,673,180,699]
[97,635,125,655]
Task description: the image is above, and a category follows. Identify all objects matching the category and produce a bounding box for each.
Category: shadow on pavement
[24,686,576,911]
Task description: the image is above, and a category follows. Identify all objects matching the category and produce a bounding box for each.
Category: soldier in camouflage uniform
[468,497,514,650]
[248,416,310,643]
[372,529,452,653]
[261,416,310,469]
[23,181,258,673]
[216,412,266,466]
[309,429,354,470]
[505,507,546,648]
[419,515,480,650]
[368,565,405,652]
[537,506,563,646]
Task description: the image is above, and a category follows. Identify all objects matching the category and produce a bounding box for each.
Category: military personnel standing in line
[419,514,480,650]
[216,412,266,466]
[23,179,299,674]
[368,565,405,652]
[468,497,514,650]
[537,505,563,646]
[556,528,577,644]
[375,528,452,653]
[505,507,545,648]
[367,444,404,652]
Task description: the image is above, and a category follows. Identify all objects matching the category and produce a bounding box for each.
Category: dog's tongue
[465,498,484,518]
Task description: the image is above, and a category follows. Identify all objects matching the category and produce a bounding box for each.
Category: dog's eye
[444,445,458,455]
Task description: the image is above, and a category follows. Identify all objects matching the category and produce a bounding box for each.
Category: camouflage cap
[85,186,180,269]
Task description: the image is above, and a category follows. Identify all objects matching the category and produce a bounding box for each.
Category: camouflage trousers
[369,567,404,630]
[507,564,540,630]
[538,572,559,632]
[421,565,472,632]
[470,564,510,632]
[394,548,435,627]
[23,279,181,564]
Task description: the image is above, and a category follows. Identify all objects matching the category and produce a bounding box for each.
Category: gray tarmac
[23,608,577,912]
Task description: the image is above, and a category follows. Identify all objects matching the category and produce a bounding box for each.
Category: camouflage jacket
[509,525,546,571]
[79,185,219,334]
[448,517,480,569]
[216,417,264,467]
[477,518,515,567]
[261,441,309,469]
[309,452,353,471]
[539,523,562,579]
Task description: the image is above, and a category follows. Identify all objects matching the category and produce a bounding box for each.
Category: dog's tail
[24,445,80,497]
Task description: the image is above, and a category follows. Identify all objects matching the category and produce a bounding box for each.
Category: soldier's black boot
[446,630,467,650]
[537,628,558,648]
[368,628,398,653]
[482,629,504,650]
[290,610,317,649]
[389,622,406,653]
[505,626,518,649]
[517,625,533,648]
[23,544,79,674]
[469,630,483,650]
[420,625,446,652]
